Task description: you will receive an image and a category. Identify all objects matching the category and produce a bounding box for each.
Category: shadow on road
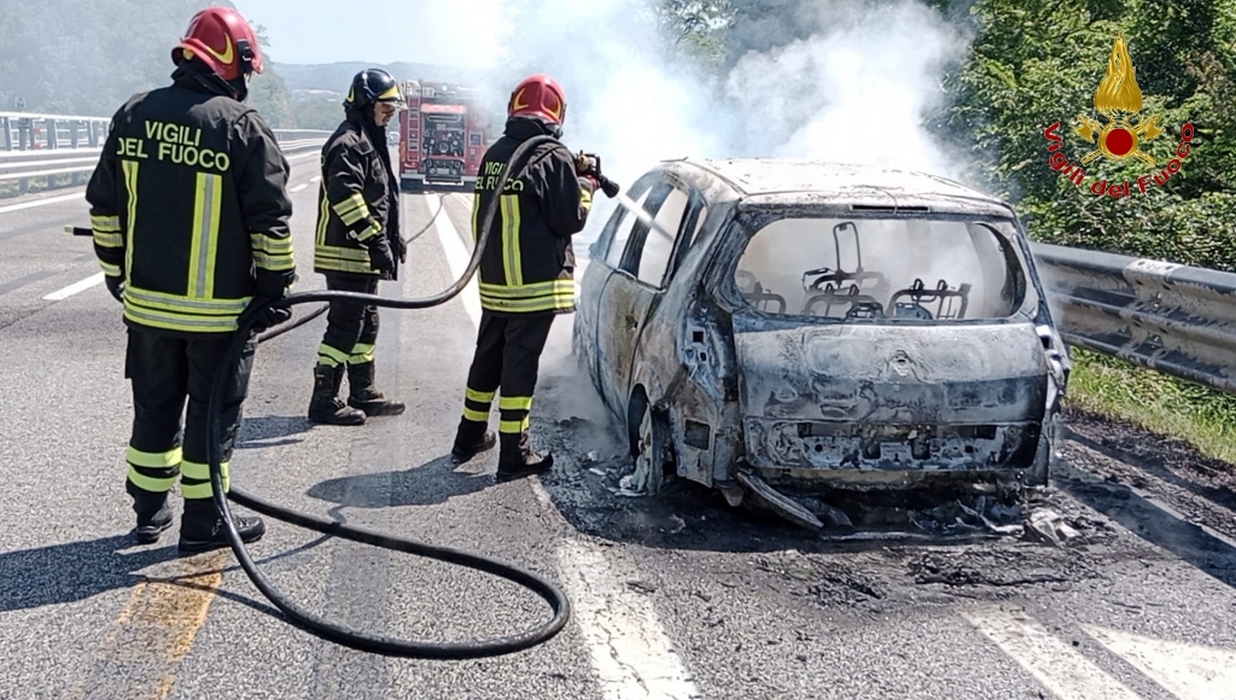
[0,534,178,612]
[305,454,493,508]
[237,414,314,449]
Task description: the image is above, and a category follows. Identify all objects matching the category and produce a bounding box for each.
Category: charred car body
[572,158,1070,530]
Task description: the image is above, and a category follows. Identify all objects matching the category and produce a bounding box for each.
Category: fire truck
[398,80,492,192]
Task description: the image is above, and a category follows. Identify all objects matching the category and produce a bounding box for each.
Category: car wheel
[626,398,669,495]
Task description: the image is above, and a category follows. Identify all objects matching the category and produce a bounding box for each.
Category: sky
[232,0,509,67]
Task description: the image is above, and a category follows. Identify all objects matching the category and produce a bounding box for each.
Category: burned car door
[594,178,699,415]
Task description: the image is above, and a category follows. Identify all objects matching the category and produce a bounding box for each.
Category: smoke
[478,0,973,191]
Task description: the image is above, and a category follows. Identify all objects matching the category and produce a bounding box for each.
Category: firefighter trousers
[124,326,257,500]
[459,311,556,439]
[316,273,380,368]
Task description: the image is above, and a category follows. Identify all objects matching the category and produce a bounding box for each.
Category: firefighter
[86,6,295,554]
[308,69,408,425]
[450,74,601,480]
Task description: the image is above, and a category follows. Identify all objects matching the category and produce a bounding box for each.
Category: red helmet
[508,74,567,125]
[172,7,263,82]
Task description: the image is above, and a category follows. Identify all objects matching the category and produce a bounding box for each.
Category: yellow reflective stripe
[91,214,120,232]
[127,466,176,493]
[99,261,121,277]
[250,232,293,254]
[479,293,574,313]
[466,387,495,403]
[478,279,575,298]
[315,258,376,275]
[349,342,375,364]
[123,306,239,333]
[333,193,368,219]
[499,419,529,434]
[122,160,139,277]
[318,343,350,365]
[127,445,183,468]
[124,285,249,314]
[499,396,533,411]
[181,460,230,497]
[463,407,489,422]
[354,223,382,241]
[471,192,481,243]
[253,251,296,271]
[187,172,223,299]
[93,229,123,247]
[377,84,401,100]
[500,195,522,286]
[315,244,371,262]
[580,185,593,212]
[316,185,330,245]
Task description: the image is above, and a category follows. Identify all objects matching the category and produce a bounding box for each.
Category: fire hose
[72,135,620,658]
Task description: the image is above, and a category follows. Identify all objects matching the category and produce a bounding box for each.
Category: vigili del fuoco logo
[1044,34,1195,198]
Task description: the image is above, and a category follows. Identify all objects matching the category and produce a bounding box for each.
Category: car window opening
[734,217,1026,321]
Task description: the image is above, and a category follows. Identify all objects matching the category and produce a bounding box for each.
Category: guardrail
[0,112,330,196]
[1031,241,1236,394]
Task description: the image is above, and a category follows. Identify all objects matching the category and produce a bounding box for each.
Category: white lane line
[1083,624,1236,700]
[432,192,700,699]
[309,175,321,184]
[0,192,87,216]
[431,194,482,326]
[43,272,104,301]
[963,606,1146,700]
[289,183,309,193]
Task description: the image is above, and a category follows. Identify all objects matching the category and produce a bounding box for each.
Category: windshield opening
[733,216,1029,321]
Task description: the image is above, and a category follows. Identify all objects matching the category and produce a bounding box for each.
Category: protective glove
[574,151,597,175]
[368,239,396,279]
[394,234,408,265]
[249,296,292,333]
[104,274,124,303]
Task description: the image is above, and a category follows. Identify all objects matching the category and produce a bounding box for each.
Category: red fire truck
[398,80,492,192]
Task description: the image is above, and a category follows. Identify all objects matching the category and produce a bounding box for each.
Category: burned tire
[626,391,670,495]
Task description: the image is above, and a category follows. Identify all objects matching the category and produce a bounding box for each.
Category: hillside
[273,61,486,93]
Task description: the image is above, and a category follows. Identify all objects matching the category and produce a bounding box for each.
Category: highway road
[1,158,1235,700]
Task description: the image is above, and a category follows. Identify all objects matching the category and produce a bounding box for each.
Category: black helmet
[345,68,403,110]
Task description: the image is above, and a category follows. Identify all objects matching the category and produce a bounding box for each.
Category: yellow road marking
[66,549,230,700]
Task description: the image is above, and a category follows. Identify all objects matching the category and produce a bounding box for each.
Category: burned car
[571,158,1070,530]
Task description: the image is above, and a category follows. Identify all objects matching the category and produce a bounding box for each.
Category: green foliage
[0,0,296,127]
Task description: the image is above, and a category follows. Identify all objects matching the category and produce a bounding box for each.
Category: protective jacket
[86,62,295,335]
[470,117,596,315]
[313,113,401,279]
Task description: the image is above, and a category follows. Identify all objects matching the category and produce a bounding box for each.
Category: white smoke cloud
[476,0,972,189]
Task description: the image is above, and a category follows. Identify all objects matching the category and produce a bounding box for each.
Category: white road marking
[289,183,309,193]
[431,194,482,326]
[309,175,321,184]
[0,192,87,215]
[432,192,699,699]
[1083,624,1236,700]
[43,272,104,301]
[963,606,1145,700]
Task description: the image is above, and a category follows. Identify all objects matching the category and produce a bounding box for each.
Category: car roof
[670,158,1016,217]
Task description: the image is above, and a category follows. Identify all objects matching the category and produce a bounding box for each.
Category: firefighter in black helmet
[86,6,294,554]
[450,73,600,480]
[309,68,407,425]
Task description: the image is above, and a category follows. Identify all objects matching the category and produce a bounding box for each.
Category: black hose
[206,135,571,658]
[253,189,447,343]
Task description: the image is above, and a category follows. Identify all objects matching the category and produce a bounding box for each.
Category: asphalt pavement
[1,166,1235,700]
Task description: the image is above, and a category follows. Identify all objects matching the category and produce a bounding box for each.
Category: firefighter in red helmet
[450,74,602,480]
[86,6,294,554]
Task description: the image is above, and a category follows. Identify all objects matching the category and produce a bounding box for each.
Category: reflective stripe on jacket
[86,63,294,335]
[471,117,596,315]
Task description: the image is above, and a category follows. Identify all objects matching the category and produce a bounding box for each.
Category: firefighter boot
[309,364,366,425]
[496,431,553,481]
[178,498,266,555]
[451,417,496,461]
[127,481,173,544]
[346,362,406,417]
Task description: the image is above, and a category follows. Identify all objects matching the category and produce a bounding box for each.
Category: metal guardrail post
[45,119,56,149]
[2,117,11,151]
